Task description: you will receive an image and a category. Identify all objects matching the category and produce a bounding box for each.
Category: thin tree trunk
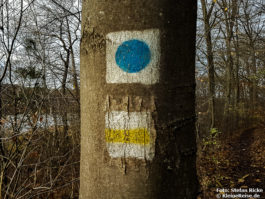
[250,45,257,112]
[61,49,70,136]
[233,21,240,109]
[66,17,80,105]
[201,0,216,129]
[234,39,240,128]
[220,0,238,131]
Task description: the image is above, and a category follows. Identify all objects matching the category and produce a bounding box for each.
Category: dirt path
[198,127,265,199]
[228,128,265,188]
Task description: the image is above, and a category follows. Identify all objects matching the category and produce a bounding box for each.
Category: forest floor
[197,127,265,199]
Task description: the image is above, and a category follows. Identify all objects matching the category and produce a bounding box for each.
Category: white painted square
[106,29,160,84]
[105,111,156,160]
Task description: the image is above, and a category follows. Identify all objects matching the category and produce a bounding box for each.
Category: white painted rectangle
[106,29,160,85]
[105,111,155,160]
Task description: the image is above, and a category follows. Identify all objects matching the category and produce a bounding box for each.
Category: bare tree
[0,0,81,198]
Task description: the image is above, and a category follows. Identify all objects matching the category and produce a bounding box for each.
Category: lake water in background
[2,114,71,133]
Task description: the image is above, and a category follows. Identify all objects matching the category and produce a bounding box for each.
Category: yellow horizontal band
[105,128,150,145]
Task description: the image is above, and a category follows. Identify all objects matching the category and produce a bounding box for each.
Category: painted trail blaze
[106,29,160,84]
[115,39,151,73]
[105,111,155,160]
[105,128,150,145]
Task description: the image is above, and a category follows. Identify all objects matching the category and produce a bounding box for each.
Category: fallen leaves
[198,127,265,198]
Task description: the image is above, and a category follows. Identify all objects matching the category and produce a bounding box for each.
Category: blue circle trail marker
[106,29,160,84]
[115,39,151,73]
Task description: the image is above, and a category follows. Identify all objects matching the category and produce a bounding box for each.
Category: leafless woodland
[0,0,264,198]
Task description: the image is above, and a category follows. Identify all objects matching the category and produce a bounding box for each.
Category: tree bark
[233,24,240,128]
[201,0,216,129]
[250,44,257,113]
[220,0,238,127]
[80,1,198,198]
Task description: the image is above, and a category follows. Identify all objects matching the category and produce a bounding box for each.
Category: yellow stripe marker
[105,111,155,160]
[105,128,150,145]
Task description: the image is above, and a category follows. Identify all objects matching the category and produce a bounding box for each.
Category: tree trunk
[61,50,70,136]
[250,45,257,112]
[80,1,198,199]
[66,16,80,106]
[201,0,216,129]
[233,33,240,128]
[221,0,238,130]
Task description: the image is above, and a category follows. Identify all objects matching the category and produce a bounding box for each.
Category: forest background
[0,0,264,198]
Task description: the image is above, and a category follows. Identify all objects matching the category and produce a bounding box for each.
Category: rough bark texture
[80,1,198,198]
